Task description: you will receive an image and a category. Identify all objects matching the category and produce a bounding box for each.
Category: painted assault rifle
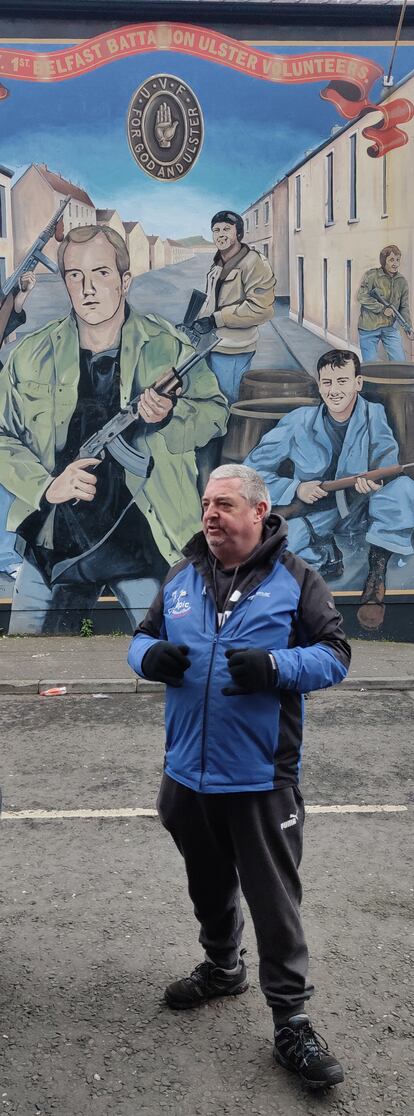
[273,461,414,521]
[43,333,219,580]
[76,332,219,480]
[0,195,70,346]
[372,288,413,336]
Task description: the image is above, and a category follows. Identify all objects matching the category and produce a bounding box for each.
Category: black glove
[142,641,190,687]
[192,314,216,335]
[222,648,278,696]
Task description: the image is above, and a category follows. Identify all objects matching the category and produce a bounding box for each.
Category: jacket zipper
[199,631,219,789]
[198,568,276,789]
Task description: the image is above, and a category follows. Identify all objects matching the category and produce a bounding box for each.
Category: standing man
[244,349,414,631]
[192,211,276,405]
[357,245,414,362]
[0,225,228,634]
[128,463,350,1090]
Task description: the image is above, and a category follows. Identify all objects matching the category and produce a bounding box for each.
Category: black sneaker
[164,957,248,1010]
[273,1014,344,1089]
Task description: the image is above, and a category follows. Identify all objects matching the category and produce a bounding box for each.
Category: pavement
[0,633,413,693]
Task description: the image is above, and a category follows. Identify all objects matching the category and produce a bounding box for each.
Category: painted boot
[357,545,390,630]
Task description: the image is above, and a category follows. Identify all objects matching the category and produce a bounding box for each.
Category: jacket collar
[183,513,288,591]
[213,243,250,281]
[48,304,160,406]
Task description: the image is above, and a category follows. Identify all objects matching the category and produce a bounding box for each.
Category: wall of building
[125,222,150,275]
[288,76,414,356]
[1,10,414,640]
[0,169,13,285]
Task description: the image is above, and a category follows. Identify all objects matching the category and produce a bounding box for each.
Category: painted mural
[1,20,414,636]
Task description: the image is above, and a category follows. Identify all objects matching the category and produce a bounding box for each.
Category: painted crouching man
[245,349,414,631]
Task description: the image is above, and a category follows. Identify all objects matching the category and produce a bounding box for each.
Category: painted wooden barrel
[220,396,318,465]
[361,362,414,480]
[240,367,319,402]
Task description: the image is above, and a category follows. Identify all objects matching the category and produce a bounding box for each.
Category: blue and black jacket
[128,515,351,794]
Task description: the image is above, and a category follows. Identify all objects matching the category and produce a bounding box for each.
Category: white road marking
[0,804,408,822]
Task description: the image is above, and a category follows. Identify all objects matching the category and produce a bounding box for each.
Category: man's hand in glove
[192,314,216,335]
[142,641,191,687]
[222,648,278,696]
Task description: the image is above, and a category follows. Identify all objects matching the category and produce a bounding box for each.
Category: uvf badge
[127,74,204,180]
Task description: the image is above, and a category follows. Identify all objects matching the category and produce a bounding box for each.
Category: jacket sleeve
[214,253,276,330]
[0,350,54,512]
[271,564,351,693]
[356,270,384,313]
[127,582,167,677]
[367,403,400,468]
[398,278,412,327]
[164,359,229,452]
[244,409,310,506]
[143,327,229,453]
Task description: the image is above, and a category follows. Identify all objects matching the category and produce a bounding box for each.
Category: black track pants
[157,774,314,1021]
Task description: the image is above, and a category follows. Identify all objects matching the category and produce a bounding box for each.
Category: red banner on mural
[0,22,412,157]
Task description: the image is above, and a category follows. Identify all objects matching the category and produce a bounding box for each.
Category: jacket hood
[183,512,288,572]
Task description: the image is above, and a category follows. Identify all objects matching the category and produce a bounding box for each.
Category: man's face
[383,252,400,277]
[63,233,131,325]
[212,221,239,253]
[318,360,363,421]
[201,477,266,560]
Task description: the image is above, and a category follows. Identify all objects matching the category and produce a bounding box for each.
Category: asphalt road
[1,688,413,1115]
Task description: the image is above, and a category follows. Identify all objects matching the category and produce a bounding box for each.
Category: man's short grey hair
[209,464,271,516]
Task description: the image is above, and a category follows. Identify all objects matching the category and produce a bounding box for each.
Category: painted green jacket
[0,308,228,565]
[357,267,412,331]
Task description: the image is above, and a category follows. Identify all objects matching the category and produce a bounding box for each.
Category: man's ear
[122,270,132,295]
[355,375,363,393]
[254,500,268,522]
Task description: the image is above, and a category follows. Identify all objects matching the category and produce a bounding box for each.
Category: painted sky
[1,37,414,238]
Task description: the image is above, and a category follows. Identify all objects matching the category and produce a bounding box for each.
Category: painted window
[382,155,388,216]
[255,208,259,227]
[349,134,357,220]
[264,200,270,224]
[326,151,334,225]
[295,174,301,230]
[0,185,6,238]
[323,257,328,331]
[346,259,352,338]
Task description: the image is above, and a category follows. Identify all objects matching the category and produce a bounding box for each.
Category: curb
[0,678,163,695]
[0,677,414,695]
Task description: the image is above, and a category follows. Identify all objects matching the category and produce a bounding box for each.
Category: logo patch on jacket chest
[167,588,191,618]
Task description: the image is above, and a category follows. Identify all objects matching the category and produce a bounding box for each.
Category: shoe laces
[188,960,214,989]
[282,1021,330,1066]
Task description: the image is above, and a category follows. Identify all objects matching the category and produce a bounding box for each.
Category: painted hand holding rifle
[45,336,218,507]
[275,461,414,520]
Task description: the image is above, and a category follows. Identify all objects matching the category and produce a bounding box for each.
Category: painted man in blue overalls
[245,349,414,631]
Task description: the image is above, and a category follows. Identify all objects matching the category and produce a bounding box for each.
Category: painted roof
[35,164,94,207]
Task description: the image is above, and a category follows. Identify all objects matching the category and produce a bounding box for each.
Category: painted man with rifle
[357,244,414,362]
[244,349,414,631]
[0,224,228,634]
